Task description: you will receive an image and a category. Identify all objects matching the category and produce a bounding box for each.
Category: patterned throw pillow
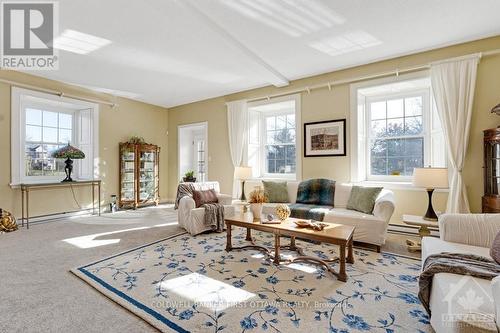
[262,181,289,203]
[295,179,335,206]
[490,231,500,265]
[346,186,383,214]
[192,189,218,208]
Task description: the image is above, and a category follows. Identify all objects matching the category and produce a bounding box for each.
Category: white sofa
[177,181,235,235]
[244,180,395,250]
[421,214,500,332]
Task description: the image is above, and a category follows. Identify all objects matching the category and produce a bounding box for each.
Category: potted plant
[183,170,196,183]
[248,186,268,221]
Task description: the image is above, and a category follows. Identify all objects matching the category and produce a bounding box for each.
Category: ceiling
[23,0,500,108]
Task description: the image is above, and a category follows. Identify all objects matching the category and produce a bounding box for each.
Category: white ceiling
[24,0,500,108]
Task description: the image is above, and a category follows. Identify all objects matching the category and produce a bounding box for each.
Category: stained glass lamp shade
[51,144,85,182]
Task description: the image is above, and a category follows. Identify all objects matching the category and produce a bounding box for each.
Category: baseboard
[16,208,95,225]
[17,201,176,225]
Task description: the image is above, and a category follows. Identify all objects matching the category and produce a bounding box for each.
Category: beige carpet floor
[0,206,422,332]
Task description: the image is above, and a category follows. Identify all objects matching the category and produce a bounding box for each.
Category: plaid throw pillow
[295,179,335,206]
[192,189,219,208]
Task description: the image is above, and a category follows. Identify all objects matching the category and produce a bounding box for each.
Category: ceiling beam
[177,0,289,87]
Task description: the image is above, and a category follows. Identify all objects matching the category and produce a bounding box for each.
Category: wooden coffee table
[224,213,355,282]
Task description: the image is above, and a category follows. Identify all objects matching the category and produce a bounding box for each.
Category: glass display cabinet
[119,142,160,209]
[483,127,500,213]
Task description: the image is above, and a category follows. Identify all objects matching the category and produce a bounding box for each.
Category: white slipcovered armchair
[177,181,235,235]
[422,214,500,332]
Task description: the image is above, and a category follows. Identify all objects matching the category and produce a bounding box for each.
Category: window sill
[356,180,449,192]
[250,176,298,182]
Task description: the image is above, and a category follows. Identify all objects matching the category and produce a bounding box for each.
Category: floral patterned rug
[72,230,431,333]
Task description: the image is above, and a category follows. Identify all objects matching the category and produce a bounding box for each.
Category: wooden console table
[20,180,101,229]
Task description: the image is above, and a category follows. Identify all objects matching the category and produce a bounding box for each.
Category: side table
[402,214,439,252]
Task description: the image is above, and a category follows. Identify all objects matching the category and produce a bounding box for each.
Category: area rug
[72,230,431,332]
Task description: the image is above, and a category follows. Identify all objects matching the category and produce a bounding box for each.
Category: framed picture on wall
[304,119,346,157]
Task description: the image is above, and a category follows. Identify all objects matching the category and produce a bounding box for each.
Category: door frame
[177,121,208,182]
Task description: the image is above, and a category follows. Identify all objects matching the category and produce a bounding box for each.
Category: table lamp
[51,144,85,182]
[234,166,252,201]
[412,167,448,221]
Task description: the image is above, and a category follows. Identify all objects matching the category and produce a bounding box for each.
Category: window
[11,87,99,184]
[350,74,445,183]
[25,108,74,177]
[247,95,301,179]
[264,113,296,174]
[367,92,427,178]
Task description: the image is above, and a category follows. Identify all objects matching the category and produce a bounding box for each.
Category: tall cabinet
[483,128,500,213]
[119,142,160,209]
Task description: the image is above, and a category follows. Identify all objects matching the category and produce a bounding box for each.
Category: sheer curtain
[226,100,248,198]
[430,54,480,213]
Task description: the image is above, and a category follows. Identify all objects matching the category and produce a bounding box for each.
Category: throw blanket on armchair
[203,203,225,232]
[419,252,500,314]
[175,183,194,209]
[174,183,226,232]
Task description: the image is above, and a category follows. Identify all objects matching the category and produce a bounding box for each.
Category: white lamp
[413,167,449,221]
[234,166,253,201]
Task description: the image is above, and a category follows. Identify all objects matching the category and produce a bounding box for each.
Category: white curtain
[226,100,248,198]
[430,54,480,213]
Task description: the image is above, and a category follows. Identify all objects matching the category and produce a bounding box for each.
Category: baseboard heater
[388,223,439,237]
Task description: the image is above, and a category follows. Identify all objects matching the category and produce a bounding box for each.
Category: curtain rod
[247,48,500,103]
[0,78,118,108]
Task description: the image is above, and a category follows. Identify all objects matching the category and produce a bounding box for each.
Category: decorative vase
[250,203,263,221]
[275,204,291,221]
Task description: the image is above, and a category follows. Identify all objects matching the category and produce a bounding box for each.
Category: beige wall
[168,36,500,223]
[0,71,169,218]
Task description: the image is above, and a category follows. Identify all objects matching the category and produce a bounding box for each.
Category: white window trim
[349,70,439,186]
[11,87,99,185]
[246,94,302,181]
[365,88,430,182]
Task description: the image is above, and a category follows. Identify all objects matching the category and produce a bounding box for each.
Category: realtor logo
[1,1,58,69]
[442,275,495,327]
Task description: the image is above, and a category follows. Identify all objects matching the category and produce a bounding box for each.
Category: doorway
[178,122,208,182]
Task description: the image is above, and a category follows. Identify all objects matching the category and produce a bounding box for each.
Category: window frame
[365,89,431,182]
[22,102,77,182]
[11,87,99,185]
[349,71,446,186]
[246,94,302,181]
[261,109,297,179]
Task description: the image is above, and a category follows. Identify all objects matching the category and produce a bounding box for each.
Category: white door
[178,122,208,182]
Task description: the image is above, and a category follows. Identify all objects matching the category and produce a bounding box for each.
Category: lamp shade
[51,144,85,159]
[412,167,448,189]
[234,166,252,180]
